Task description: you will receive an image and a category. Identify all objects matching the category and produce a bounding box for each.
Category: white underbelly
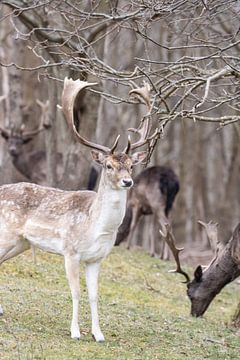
[27,235,64,255]
[24,220,64,255]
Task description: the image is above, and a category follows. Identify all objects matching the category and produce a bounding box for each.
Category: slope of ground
[0,247,239,360]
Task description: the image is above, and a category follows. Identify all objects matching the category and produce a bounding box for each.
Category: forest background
[0,0,240,258]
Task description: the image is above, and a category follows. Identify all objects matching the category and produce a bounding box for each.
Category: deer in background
[186,220,240,317]
[115,165,179,258]
[0,100,50,184]
[163,220,240,317]
[0,79,156,342]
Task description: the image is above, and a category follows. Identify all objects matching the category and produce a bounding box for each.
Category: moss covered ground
[0,247,239,359]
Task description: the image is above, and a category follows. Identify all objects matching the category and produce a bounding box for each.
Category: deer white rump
[0,78,152,342]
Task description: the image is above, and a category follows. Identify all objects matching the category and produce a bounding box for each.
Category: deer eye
[106,164,113,170]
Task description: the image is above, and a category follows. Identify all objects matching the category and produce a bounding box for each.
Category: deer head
[0,100,49,158]
[186,221,240,317]
[0,125,30,157]
[185,220,220,316]
[61,78,154,190]
[161,220,234,317]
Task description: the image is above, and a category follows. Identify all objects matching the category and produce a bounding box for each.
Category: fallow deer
[115,166,179,258]
[0,100,49,184]
[163,221,240,317]
[186,221,240,317]
[0,78,154,342]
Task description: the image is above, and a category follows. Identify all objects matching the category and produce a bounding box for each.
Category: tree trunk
[45,74,58,187]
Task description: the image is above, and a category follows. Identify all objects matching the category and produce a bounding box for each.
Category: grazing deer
[0,79,154,342]
[0,100,49,184]
[186,221,240,317]
[164,221,240,317]
[115,166,179,258]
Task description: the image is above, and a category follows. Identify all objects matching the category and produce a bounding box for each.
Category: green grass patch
[0,247,239,359]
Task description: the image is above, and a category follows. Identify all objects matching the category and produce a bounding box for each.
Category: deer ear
[194,265,203,282]
[131,151,147,166]
[91,150,105,165]
[23,137,33,144]
[0,129,9,140]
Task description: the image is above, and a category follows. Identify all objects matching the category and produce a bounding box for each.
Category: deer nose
[122,179,133,188]
[9,148,18,157]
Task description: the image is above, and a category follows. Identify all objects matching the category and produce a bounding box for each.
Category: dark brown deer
[115,166,179,258]
[164,221,240,317]
[0,100,49,184]
[186,221,240,317]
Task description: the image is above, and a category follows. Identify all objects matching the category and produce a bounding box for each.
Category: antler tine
[129,81,151,111]
[22,100,50,138]
[110,134,120,154]
[160,224,190,283]
[125,135,131,154]
[198,220,220,267]
[125,81,152,153]
[198,220,219,252]
[62,77,119,154]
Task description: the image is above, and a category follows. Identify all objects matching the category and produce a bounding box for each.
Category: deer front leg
[85,261,105,342]
[64,256,80,340]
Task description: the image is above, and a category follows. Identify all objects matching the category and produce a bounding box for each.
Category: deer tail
[159,169,180,217]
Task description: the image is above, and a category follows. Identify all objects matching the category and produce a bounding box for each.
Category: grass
[0,247,239,360]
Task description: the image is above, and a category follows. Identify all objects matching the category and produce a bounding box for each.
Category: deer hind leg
[126,207,141,249]
[155,209,171,260]
[0,237,30,265]
[64,255,80,340]
[0,237,30,315]
[85,261,104,342]
[149,215,158,257]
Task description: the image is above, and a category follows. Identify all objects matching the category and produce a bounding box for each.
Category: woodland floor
[0,246,239,360]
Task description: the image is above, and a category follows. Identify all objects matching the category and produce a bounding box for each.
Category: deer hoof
[71,328,81,340]
[92,332,105,343]
[72,336,80,341]
[0,305,3,315]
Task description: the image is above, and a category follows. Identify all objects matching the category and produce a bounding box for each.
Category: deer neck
[12,153,31,179]
[92,172,127,233]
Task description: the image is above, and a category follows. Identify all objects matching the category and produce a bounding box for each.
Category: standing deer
[0,79,154,342]
[0,100,49,184]
[115,166,179,258]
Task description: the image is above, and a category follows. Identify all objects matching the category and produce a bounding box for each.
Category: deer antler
[20,100,50,139]
[62,78,120,154]
[129,81,151,111]
[198,220,219,252]
[125,81,154,153]
[160,224,190,283]
[198,220,224,270]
